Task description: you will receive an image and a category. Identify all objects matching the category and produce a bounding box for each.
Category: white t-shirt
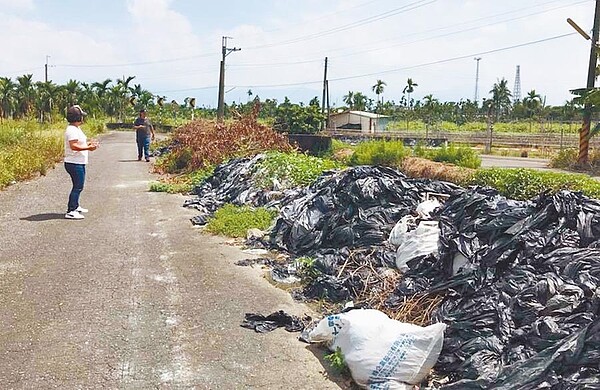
[64,125,88,164]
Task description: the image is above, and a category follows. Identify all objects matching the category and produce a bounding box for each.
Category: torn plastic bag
[415,198,441,219]
[389,217,440,272]
[308,309,446,388]
[240,310,308,333]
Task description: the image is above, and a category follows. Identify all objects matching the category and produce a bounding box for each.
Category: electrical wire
[243,0,437,50]
[55,52,217,68]
[155,32,577,93]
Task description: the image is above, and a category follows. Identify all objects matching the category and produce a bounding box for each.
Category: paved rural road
[479,155,552,170]
[0,131,344,390]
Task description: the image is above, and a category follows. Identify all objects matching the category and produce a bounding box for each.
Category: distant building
[328,110,390,133]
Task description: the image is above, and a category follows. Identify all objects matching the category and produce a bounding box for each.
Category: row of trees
[0,75,155,122]
[340,77,582,127]
[0,73,586,134]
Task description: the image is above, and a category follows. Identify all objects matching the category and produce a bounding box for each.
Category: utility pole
[45,55,50,83]
[578,0,600,165]
[474,57,481,103]
[321,57,328,130]
[217,36,241,122]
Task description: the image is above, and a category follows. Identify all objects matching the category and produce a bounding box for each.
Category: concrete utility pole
[217,36,241,122]
[474,57,481,103]
[578,0,600,165]
[45,55,50,83]
[321,57,328,130]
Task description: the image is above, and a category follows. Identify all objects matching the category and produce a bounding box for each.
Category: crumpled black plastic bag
[240,310,308,333]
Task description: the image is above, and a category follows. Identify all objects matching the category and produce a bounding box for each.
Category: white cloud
[0,0,595,107]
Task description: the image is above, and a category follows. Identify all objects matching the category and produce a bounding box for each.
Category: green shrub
[296,256,321,283]
[428,144,481,169]
[255,151,342,189]
[324,347,349,374]
[349,140,410,167]
[205,204,278,238]
[550,148,578,168]
[471,168,600,200]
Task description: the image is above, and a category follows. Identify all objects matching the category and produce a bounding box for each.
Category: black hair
[67,106,84,123]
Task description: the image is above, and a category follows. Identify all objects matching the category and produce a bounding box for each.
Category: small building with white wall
[328,110,390,133]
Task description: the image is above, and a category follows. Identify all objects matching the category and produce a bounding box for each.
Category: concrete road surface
[479,155,552,170]
[0,131,344,389]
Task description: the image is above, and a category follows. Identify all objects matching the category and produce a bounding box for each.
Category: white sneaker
[75,206,88,213]
[65,211,85,220]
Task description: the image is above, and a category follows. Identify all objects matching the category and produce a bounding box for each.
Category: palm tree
[92,78,112,115]
[353,92,368,111]
[523,89,542,131]
[372,79,386,113]
[0,77,16,120]
[403,78,418,108]
[35,81,61,122]
[489,78,512,122]
[15,74,35,118]
[63,79,81,107]
[343,91,354,109]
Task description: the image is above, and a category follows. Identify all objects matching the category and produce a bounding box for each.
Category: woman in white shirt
[63,105,98,220]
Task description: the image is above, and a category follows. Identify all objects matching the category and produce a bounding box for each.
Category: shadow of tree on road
[20,213,65,221]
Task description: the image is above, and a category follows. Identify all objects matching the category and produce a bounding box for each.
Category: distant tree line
[0,73,590,134]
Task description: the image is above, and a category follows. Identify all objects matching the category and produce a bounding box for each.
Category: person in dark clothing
[133,109,155,161]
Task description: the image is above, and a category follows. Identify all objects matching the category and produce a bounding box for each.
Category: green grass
[470,168,600,200]
[205,204,278,238]
[387,120,579,134]
[0,119,105,189]
[254,151,342,189]
[349,139,410,167]
[415,143,482,169]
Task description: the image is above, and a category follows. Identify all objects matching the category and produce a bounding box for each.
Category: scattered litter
[234,258,275,267]
[241,248,270,255]
[186,156,600,388]
[241,310,310,333]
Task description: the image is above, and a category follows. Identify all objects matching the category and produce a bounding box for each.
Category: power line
[35,0,587,73]
[211,0,590,71]
[55,52,217,68]
[328,32,577,82]
[321,0,591,61]
[157,32,576,93]
[243,0,436,50]
[259,0,386,34]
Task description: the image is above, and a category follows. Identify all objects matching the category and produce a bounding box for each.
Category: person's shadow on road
[20,213,65,221]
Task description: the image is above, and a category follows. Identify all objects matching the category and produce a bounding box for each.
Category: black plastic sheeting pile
[270,165,461,254]
[183,155,304,225]
[184,156,600,388]
[396,188,600,389]
[267,166,461,304]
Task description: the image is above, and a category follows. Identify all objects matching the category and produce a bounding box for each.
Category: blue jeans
[137,136,151,160]
[64,163,86,212]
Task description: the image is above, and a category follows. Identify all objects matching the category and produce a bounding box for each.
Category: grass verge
[205,204,278,238]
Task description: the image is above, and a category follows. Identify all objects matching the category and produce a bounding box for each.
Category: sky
[0,0,596,108]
